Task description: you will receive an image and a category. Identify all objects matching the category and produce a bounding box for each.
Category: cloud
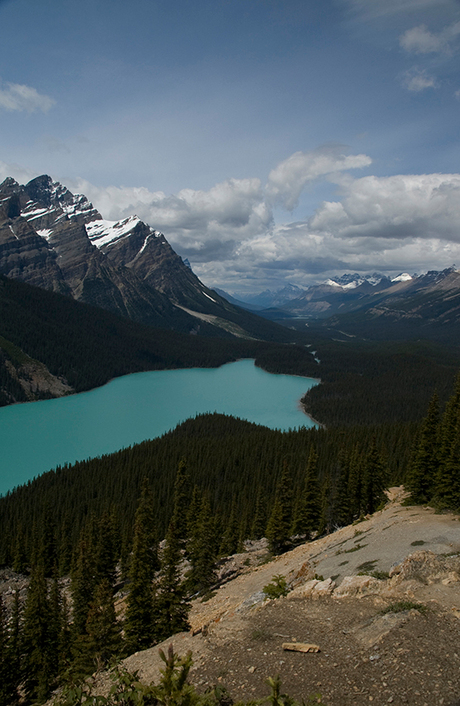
[0,81,55,113]
[266,146,372,211]
[202,172,460,288]
[401,67,436,91]
[0,159,38,185]
[400,21,460,53]
[72,176,273,263]
[69,160,460,290]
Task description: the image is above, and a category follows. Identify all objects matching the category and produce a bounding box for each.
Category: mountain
[322,266,460,344]
[0,175,299,342]
[232,283,307,309]
[275,268,460,335]
[0,273,320,407]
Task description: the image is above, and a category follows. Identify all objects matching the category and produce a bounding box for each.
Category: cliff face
[0,176,258,336]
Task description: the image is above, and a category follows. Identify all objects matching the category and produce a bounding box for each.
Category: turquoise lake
[0,359,318,497]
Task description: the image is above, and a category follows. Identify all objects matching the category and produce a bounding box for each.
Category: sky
[0,0,460,294]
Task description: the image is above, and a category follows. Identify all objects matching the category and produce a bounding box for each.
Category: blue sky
[1,0,460,292]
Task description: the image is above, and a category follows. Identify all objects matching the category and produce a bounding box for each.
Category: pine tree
[265,462,293,554]
[85,578,122,670]
[434,375,460,508]
[0,594,17,706]
[219,501,239,556]
[124,479,159,653]
[250,490,266,540]
[71,530,97,637]
[407,392,440,503]
[332,449,352,527]
[348,445,364,519]
[266,497,288,554]
[95,511,118,589]
[362,439,387,515]
[7,590,21,702]
[170,459,190,550]
[186,496,217,595]
[153,522,190,643]
[22,563,54,703]
[292,447,320,538]
[317,471,333,536]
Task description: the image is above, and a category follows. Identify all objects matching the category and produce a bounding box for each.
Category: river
[0,359,318,496]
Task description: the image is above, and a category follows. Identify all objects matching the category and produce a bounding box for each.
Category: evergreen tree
[407,392,440,503]
[7,590,22,701]
[362,439,387,515]
[292,447,320,538]
[22,563,54,703]
[250,490,266,540]
[85,578,122,670]
[434,376,460,508]
[266,497,288,554]
[71,530,97,637]
[153,522,190,643]
[347,445,364,519]
[317,471,333,536]
[0,594,18,706]
[95,511,118,589]
[124,480,159,653]
[332,449,352,527]
[170,459,190,550]
[219,501,239,556]
[265,462,293,554]
[186,496,217,595]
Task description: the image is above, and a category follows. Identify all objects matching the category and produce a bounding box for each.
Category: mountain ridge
[0,175,300,343]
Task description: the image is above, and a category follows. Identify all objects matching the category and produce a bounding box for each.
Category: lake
[0,359,318,496]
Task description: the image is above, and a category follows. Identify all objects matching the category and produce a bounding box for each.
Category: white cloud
[0,160,38,185]
[311,173,460,242]
[266,146,372,210]
[70,163,460,289]
[0,81,55,113]
[200,172,460,288]
[72,176,272,263]
[401,67,436,91]
[6,154,460,291]
[400,21,460,54]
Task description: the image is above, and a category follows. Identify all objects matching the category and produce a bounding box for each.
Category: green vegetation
[262,575,289,599]
[52,647,325,706]
[406,374,460,512]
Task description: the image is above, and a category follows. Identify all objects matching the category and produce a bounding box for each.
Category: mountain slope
[322,268,460,344]
[0,274,319,406]
[0,175,300,342]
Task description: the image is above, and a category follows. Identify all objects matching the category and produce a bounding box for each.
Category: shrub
[262,575,289,599]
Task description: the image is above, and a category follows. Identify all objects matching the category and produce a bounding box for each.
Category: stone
[282,642,320,653]
[333,575,382,598]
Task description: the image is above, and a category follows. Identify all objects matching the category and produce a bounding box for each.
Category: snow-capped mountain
[0,175,293,340]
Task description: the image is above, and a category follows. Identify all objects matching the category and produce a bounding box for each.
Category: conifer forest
[1,278,460,704]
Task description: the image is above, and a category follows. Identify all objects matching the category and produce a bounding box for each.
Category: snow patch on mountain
[86,216,149,248]
[391,273,413,282]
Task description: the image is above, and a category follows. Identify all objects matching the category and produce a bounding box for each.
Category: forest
[0,371,459,704]
[1,273,460,704]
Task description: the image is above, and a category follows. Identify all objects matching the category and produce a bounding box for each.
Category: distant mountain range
[217,269,460,343]
[0,175,297,343]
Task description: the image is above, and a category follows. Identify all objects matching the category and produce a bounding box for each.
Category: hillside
[73,488,460,706]
[0,274,319,406]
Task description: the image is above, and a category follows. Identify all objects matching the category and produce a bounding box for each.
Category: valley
[0,174,460,706]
